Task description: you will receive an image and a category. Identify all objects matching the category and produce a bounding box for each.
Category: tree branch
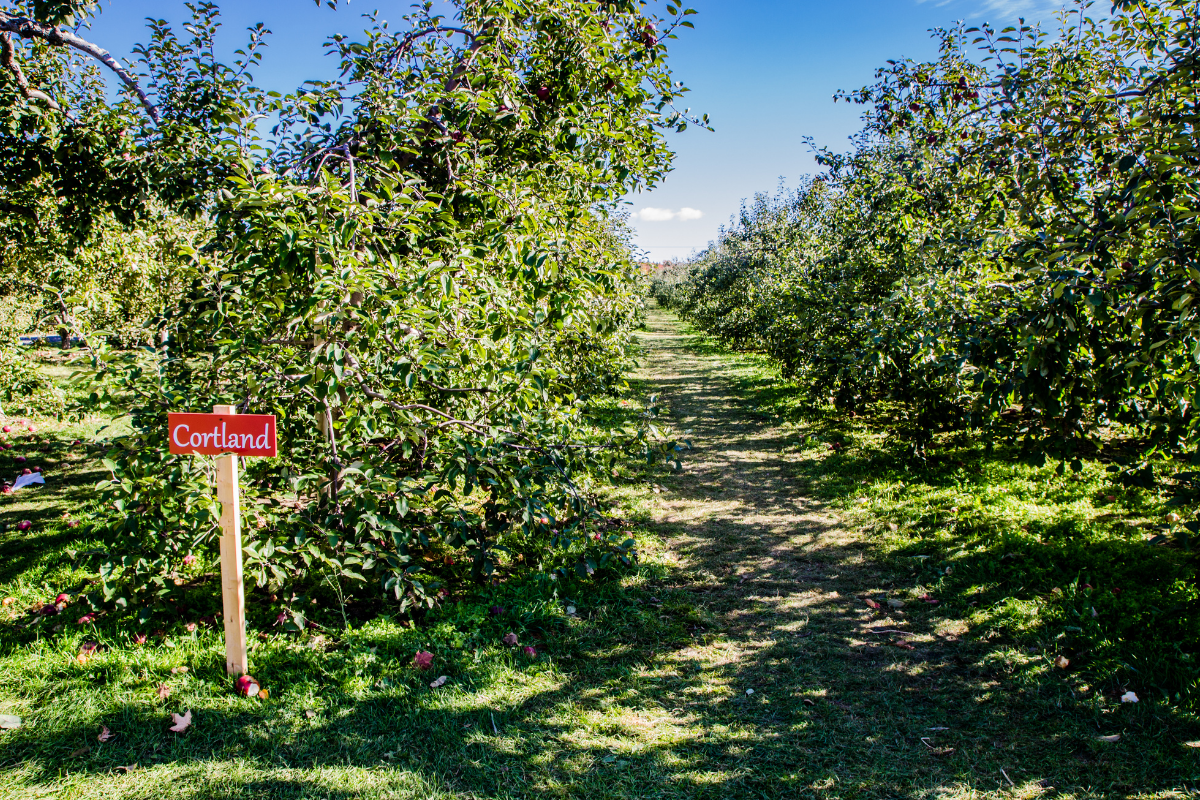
[0,11,160,123]
[383,26,478,69]
[0,31,60,111]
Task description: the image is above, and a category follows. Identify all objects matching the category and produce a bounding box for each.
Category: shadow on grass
[3,315,1200,799]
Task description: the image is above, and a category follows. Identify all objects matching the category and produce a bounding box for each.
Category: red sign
[168,413,278,457]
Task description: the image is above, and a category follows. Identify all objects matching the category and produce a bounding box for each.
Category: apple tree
[1,0,705,620]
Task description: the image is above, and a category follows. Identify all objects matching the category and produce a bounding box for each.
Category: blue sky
[82,0,1064,261]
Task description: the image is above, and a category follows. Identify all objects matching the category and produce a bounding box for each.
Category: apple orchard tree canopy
[0,0,703,618]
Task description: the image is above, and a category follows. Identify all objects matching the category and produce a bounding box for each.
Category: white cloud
[634,207,704,222]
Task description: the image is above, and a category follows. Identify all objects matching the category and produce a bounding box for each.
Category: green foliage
[49,0,704,622]
[664,1,1200,474]
[0,345,64,417]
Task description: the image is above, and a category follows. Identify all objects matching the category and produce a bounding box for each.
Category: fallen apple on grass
[234,675,261,697]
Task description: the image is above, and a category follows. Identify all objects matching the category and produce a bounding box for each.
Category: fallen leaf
[887,599,905,609]
[304,710,316,719]
[430,675,448,689]
[864,599,881,610]
[169,710,192,733]
[69,746,91,757]
[802,698,815,706]
[1120,691,1139,704]
[156,684,171,700]
[115,764,138,773]
[1097,734,1120,743]
[1184,741,1200,748]
[98,725,113,742]
[170,666,189,675]
[0,714,22,729]
[745,688,755,695]
[892,640,915,650]
[412,651,434,670]
[501,633,518,647]
[1054,655,1070,669]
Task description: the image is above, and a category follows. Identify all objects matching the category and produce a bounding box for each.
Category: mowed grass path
[0,310,1198,799]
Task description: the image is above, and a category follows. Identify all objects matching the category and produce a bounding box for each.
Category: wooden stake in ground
[213,404,248,676]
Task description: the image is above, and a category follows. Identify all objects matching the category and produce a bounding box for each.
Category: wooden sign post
[168,407,278,675]
[214,404,247,676]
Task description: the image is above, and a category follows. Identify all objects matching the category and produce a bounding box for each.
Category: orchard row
[657,0,1200,491]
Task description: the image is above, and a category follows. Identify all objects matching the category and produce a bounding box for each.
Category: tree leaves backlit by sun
[0,0,702,619]
[659,0,1200,491]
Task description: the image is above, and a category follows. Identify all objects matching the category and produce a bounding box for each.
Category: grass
[1,313,1199,799]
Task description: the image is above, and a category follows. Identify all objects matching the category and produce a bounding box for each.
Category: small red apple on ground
[54,593,70,605]
[15,456,26,464]
[234,675,261,697]
[1,426,9,433]
[16,520,31,531]
[523,645,537,657]
[502,632,518,647]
